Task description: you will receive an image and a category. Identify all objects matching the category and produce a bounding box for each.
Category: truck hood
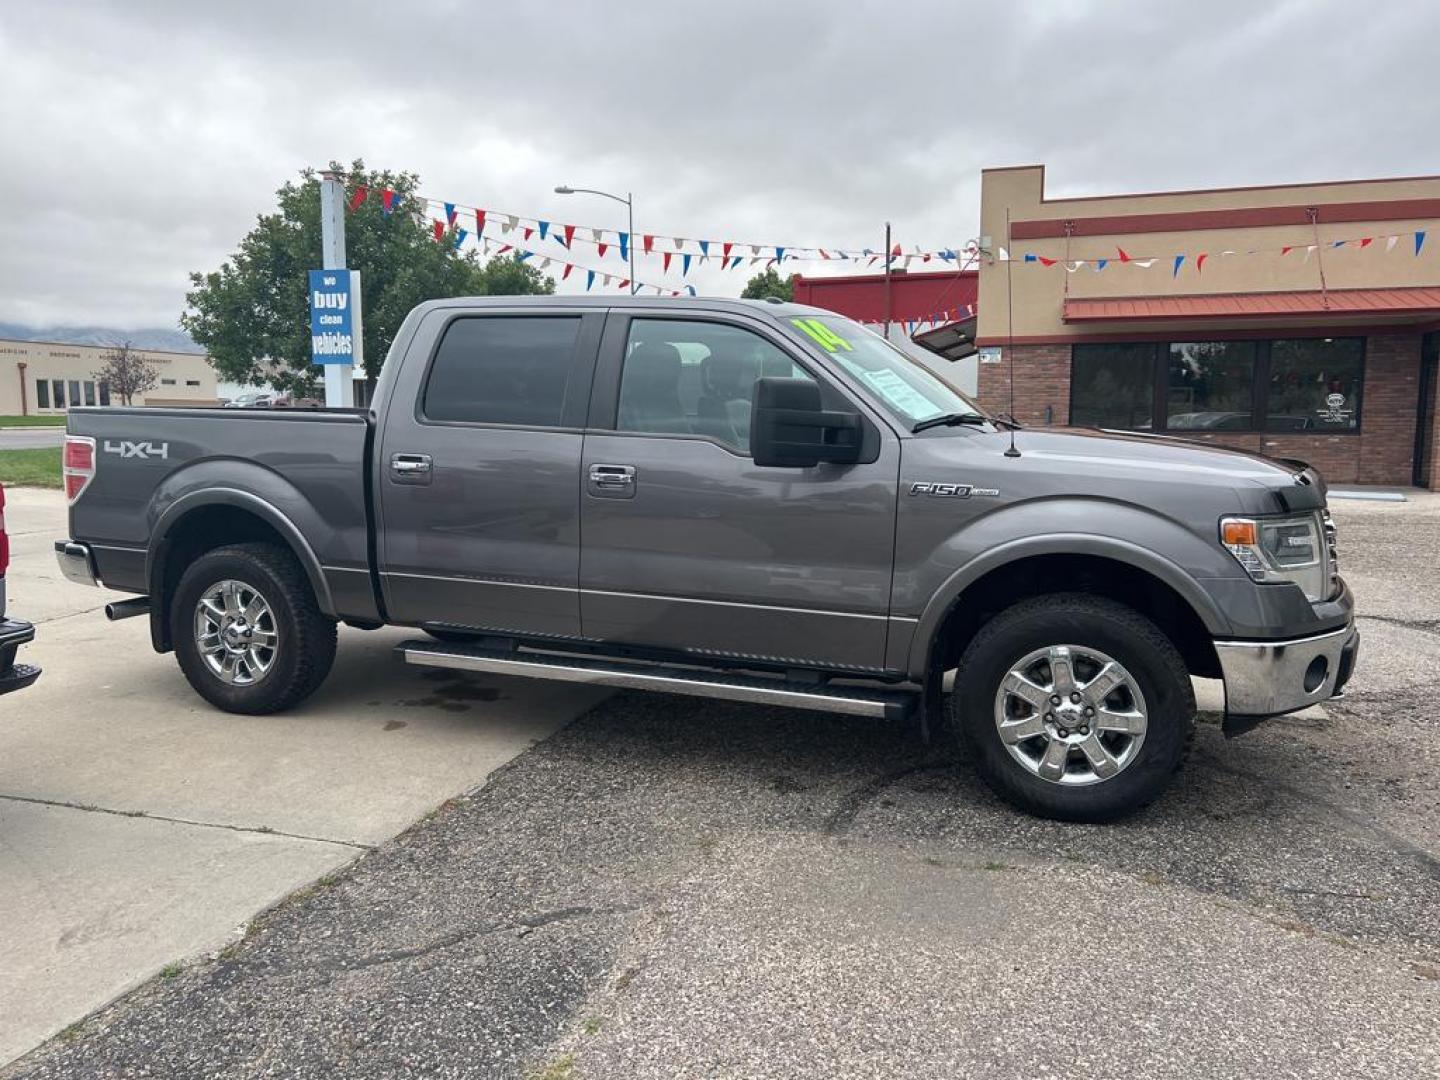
[949,425,1326,512]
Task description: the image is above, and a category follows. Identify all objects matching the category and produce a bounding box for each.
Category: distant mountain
[0,323,203,354]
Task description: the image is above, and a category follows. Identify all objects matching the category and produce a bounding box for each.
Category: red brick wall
[976,336,1425,487]
[976,344,1070,427]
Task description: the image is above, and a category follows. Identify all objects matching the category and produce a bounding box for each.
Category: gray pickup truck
[55,296,1357,820]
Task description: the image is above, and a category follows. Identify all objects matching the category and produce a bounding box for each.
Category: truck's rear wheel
[172,542,337,714]
[947,593,1194,822]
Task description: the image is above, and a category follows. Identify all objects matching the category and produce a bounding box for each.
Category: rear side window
[423,316,581,426]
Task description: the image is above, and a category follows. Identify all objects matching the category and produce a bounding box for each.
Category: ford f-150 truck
[55,296,1358,820]
[1,483,41,695]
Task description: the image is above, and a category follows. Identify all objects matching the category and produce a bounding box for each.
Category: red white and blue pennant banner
[345,184,973,271]
[1001,230,1429,276]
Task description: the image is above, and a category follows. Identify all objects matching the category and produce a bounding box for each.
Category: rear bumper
[55,541,99,587]
[0,616,40,695]
[1216,622,1358,735]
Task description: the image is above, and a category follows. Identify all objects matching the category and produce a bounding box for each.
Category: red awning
[1063,286,1440,322]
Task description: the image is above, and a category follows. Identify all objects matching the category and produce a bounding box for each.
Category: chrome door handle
[589,464,635,487]
[588,463,637,499]
[390,452,433,484]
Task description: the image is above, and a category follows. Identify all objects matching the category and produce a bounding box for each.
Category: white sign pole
[319,173,355,408]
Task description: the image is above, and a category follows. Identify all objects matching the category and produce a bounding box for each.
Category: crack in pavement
[1190,754,1440,880]
[0,793,374,850]
[282,902,646,977]
[27,602,126,628]
[823,757,951,838]
[1356,612,1440,636]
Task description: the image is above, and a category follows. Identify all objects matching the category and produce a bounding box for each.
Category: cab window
[616,319,813,453]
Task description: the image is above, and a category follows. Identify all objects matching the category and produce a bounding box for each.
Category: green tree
[740,267,795,302]
[92,340,159,405]
[182,160,554,392]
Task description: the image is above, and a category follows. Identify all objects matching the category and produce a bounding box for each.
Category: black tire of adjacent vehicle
[171,542,337,715]
[947,593,1195,823]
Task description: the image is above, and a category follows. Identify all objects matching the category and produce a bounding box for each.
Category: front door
[579,312,899,671]
[377,307,604,638]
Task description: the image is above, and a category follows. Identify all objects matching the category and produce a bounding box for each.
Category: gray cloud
[3,0,1437,327]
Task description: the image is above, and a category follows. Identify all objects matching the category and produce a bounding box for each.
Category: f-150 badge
[910,482,999,498]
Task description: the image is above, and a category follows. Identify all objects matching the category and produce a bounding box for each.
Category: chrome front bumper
[1215,622,1359,725]
[55,541,99,587]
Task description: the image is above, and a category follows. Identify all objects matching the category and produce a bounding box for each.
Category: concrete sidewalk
[0,428,63,450]
[0,487,607,1064]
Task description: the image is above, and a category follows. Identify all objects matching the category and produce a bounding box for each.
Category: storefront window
[1166,342,1256,430]
[1071,343,1156,429]
[1071,337,1365,433]
[1267,338,1363,432]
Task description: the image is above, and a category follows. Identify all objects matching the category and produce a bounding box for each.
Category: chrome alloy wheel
[993,645,1147,786]
[195,579,279,686]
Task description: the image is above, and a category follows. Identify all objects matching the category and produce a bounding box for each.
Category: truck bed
[65,406,375,617]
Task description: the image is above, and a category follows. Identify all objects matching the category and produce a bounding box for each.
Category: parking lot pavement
[5,491,1437,1078]
[0,428,64,450]
[0,489,608,1065]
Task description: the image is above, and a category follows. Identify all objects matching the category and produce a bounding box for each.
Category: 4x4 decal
[103,440,169,460]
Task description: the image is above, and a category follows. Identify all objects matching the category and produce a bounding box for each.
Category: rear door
[377,305,604,638]
[578,310,900,671]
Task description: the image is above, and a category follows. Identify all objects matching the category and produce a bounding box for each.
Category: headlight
[1220,512,1328,602]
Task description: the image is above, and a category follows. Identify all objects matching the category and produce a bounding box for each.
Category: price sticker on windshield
[791,317,853,352]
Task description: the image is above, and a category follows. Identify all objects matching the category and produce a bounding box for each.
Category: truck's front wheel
[171,542,337,714]
[948,593,1194,822]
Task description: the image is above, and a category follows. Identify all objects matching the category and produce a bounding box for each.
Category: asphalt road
[5,492,1439,1079]
[0,427,64,449]
[0,488,608,1066]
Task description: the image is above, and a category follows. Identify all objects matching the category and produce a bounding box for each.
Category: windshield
[785,314,983,425]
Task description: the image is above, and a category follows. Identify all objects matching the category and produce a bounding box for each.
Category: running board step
[396,640,916,720]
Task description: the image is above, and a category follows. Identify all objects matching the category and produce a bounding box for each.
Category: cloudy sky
[2,0,1437,330]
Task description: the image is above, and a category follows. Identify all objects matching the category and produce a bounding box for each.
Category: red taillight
[63,435,96,505]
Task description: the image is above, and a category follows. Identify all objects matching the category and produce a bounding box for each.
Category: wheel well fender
[909,537,1229,682]
[146,490,335,651]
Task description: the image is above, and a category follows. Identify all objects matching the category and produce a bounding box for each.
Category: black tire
[947,593,1194,822]
[171,542,337,715]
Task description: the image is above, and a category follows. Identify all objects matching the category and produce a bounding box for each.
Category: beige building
[0,339,220,415]
[977,165,1440,488]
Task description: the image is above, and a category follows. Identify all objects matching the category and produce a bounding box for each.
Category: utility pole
[883,221,893,343]
[319,173,355,408]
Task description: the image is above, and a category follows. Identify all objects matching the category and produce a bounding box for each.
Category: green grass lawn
[0,415,67,427]
[0,448,62,488]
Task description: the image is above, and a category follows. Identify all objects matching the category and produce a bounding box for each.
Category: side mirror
[750,377,863,468]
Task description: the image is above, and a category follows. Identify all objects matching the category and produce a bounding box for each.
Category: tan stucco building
[976,165,1440,488]
[0,339,219,415]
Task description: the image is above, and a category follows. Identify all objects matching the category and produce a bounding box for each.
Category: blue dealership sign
[309,269,363,368]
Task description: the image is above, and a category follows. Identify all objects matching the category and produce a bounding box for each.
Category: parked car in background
[0,484,41,695]
[55,296,1357,821]
[223,391,278,409]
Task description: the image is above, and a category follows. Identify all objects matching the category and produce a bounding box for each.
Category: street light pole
[555,185,637,294]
